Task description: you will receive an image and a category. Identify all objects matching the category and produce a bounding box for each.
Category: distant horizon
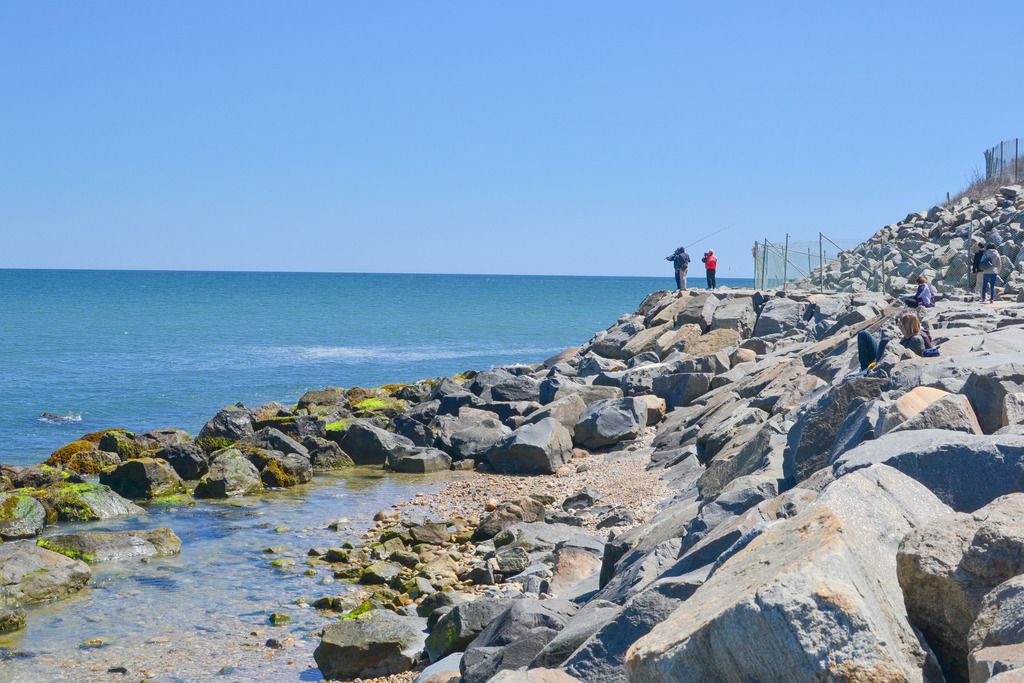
[0,266,755,280]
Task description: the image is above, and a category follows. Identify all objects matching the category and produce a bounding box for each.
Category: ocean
[0,270,753,467]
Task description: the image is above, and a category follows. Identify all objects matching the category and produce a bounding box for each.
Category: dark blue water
[0,270,752,465]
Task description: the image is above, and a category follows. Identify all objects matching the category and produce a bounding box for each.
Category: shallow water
[0,468,455,682]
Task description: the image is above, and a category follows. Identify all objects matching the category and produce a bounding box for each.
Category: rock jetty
[7,188,1024,682]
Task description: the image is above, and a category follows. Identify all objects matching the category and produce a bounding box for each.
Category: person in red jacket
[702,248,718,289]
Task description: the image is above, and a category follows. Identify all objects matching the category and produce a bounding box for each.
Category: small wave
[37,412,82,425]
[261,345,561,364]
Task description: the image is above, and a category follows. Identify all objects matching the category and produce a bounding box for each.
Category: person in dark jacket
[972,242,985,299]
[980,243,1002,304]
[665,246,690,291]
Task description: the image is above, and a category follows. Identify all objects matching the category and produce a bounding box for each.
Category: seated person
[898,310,934,356]
[903,276,936,309]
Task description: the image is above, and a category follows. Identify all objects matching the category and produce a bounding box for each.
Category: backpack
[980,252,997,269]
[673,251,690,267]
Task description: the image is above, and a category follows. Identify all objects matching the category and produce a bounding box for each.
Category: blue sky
[2,2,1022,277]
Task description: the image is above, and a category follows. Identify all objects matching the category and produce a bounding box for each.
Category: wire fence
[985,138,1024,182]
[752,232,984,294]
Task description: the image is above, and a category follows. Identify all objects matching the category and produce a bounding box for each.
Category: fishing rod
[685,226,730,250]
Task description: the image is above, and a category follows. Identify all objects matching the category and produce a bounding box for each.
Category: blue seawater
[0,270,753,466]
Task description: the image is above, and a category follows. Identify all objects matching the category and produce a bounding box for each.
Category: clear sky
[2,2,1023,277]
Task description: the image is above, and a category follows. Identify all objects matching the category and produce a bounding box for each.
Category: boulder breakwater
[6,196,1024,682]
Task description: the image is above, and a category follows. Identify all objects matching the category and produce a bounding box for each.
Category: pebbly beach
[5,186,1024,682]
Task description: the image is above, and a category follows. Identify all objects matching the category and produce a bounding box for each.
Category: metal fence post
[819,232,824,292]
[967,223,975,293]
[761,238,768,290]
[782,234,789,292]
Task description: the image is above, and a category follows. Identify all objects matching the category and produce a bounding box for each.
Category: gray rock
[753,297,806,337]
[572,398,648,450]
[961,364,1024,434]
[30,482,144,523]
[0,540,91,603]
[303,436,355,470]
[387,448,452,473]
[483,418,573,475]
[532,599,621,669]
[197,406,255,442]
[651,373,712,410]
[890,394,983,435]
[710,297,757,336]
[243,427,309,459]
[683,475,779,549]
[626,465,950,682]
[970,575,1024,661]
[39,528,182,563]
[156,442,209,480]
[341,421,417,465]
[425,597,514,662]
[490,375,542,402]
[0,493,46,540]
[489,669,582,682]
[833,429,1024,512]
[898,494,1024,681]
[550,383,624,406]
[783,375,888,484]
[193,449,264,498]
[525,394,587,432]
[450,412,512,460]
[460,598,577,683]
[314,609,427,679]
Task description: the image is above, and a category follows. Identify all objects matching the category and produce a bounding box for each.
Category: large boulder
[197,406,255,443]
[155,442,209,480]
[0,493,46,540]
[98,458,185,500]
[961,364,1024,434]
[0,540,91,603]
[341,421,417,465]
[524,394,587,432]
[258,452,313,488]
[752,296,806,337]
[26,482,143,523]
[314,609,427,679]
[483,419,573,475]
[572,398,648,450]
[783,375,888,484]
[833,429,1024,512]
[626,465,951,682]
[651,373,712,410]
[969,576,1024,682]
[460,598,577,683]
[677,329,742,358]
[193,449,264,498]
[303,436,355,470]
[39,528,182,563]
[243,427,310,459]
[890,394,982,435]
[388,448,453,473]
[710,297,757,336]
[450,411,512,460]
[897,494,1024,681]
[425,597,514,662]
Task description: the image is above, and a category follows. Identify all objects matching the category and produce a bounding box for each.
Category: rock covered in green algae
[0,586,25,633]
[99,458,185,500]
[0,540,91,603]
[0,493,46,540]
[37,527,182,563]
[45,440,121,474]
[192,448,263,498]
[22,482,143,522]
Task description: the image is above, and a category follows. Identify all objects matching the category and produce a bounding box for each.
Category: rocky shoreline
[6,188,1024,682]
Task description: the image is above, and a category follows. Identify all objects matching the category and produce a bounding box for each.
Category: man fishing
[665,246,690,290]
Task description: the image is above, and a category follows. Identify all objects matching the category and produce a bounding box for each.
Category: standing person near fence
[702,248,718,289]
[972,241,985,299]
[980,243,1003,304]
[665,246,690,291]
